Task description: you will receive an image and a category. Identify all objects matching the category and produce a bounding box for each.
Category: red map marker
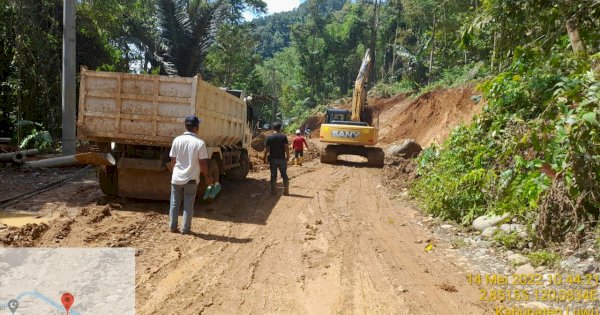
[61,293,74,314]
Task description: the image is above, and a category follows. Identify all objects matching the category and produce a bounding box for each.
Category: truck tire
[226,150,250,181]
[366,147,385,168]
[320,145,338,164]
[98,166,118,196]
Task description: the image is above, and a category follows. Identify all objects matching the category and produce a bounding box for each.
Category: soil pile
[378,85,482,147]
[299,86,479,148]
[249,132,320,171]
[250,130,274,152]
[382,157,419,191]
[248,149,265,170]
[0,223,49,247]
[249,130,274,170]
[298,114,324,138]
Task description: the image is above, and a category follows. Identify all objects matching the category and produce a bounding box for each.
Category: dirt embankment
[376,86,482,192]
[377,85,482,147]
[294,86,482,188]
[300,86,482,149]
[299,94,409,139]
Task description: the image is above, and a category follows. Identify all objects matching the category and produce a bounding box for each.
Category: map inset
[0,248,135,314]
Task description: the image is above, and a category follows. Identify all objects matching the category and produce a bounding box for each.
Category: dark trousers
[269,158,289,185]
[294,150,304,158]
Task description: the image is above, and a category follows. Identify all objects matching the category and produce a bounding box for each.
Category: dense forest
[1,0,599,244]
[2,0,598,137]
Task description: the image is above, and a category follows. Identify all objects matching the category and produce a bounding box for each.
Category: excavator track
[366,147,385,167]
[320,146,339,165]
[320,145,385,168]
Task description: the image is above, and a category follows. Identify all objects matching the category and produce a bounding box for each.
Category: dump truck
[319,50,385,167]
[77,68,252,200]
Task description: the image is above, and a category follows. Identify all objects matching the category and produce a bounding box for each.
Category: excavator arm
[350,49,371,122]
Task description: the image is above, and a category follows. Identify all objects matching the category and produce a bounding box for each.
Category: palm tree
[153,0,219,76]
[150,0,266,77]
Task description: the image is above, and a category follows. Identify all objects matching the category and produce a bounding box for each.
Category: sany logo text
[331,130,360,138]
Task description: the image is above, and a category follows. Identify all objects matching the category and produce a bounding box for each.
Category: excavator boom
[350,49,371,122]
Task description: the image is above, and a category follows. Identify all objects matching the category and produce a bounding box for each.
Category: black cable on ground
[0,165,94,209]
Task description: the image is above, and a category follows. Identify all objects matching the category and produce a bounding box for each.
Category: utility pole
[62,0,76,155]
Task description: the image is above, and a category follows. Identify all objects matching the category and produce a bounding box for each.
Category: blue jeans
[169,180,198,233]
[270,158,289,185]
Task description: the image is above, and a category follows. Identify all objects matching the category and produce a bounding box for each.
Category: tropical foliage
[0,0,265,144]
[412,48,599,245]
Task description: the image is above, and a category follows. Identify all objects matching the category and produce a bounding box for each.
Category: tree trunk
[491,30,497,73]
[389,28,399,81]
[428,12,436,83]
[566,19,587,56]
[369,0,379,85]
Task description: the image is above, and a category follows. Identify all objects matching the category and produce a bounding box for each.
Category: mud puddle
[0,211,50,227]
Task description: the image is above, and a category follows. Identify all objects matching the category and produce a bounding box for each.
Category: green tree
[323,2,369,95]
[151,0,266,76]
[204,24,262,90]
[256,47,309,121]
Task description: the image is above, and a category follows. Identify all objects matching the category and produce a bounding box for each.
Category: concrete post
[62,0,76,155]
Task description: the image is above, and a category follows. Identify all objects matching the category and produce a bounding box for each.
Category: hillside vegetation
[413,50,599,246]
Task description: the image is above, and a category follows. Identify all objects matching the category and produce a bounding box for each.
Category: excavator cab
[325,109,368,126]
[326,109,350,124]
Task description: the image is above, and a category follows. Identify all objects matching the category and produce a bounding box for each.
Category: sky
[243,0,303,21]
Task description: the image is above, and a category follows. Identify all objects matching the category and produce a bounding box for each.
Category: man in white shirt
[168,115,213,234]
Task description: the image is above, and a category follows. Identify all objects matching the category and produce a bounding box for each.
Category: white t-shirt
[169,132,209,185]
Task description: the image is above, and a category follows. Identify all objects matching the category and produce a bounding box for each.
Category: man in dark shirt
[263,122,290,195]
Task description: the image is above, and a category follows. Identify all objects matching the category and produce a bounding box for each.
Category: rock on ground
[385,139,422,159]
[515,263,535,274]
[500,223,524,233]
[481,226,498,238]
[507,253,529,265]
[472,213,510,231]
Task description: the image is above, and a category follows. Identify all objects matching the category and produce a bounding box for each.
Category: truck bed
[77,68,248,148]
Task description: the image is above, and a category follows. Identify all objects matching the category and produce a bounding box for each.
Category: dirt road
[1,158,491,314]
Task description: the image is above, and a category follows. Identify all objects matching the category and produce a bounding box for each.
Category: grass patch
[527,250,561,268]
[370,80,416,98]
[494,232,526,250]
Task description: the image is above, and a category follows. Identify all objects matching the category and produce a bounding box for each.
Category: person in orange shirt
[292,129,309,166]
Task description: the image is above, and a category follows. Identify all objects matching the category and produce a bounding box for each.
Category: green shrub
[527,251,561,268]
[416,63,489,97]
[411,46,599,245]
[15,120,53,151]
[494,232,526,250]
[370,80,416,98]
